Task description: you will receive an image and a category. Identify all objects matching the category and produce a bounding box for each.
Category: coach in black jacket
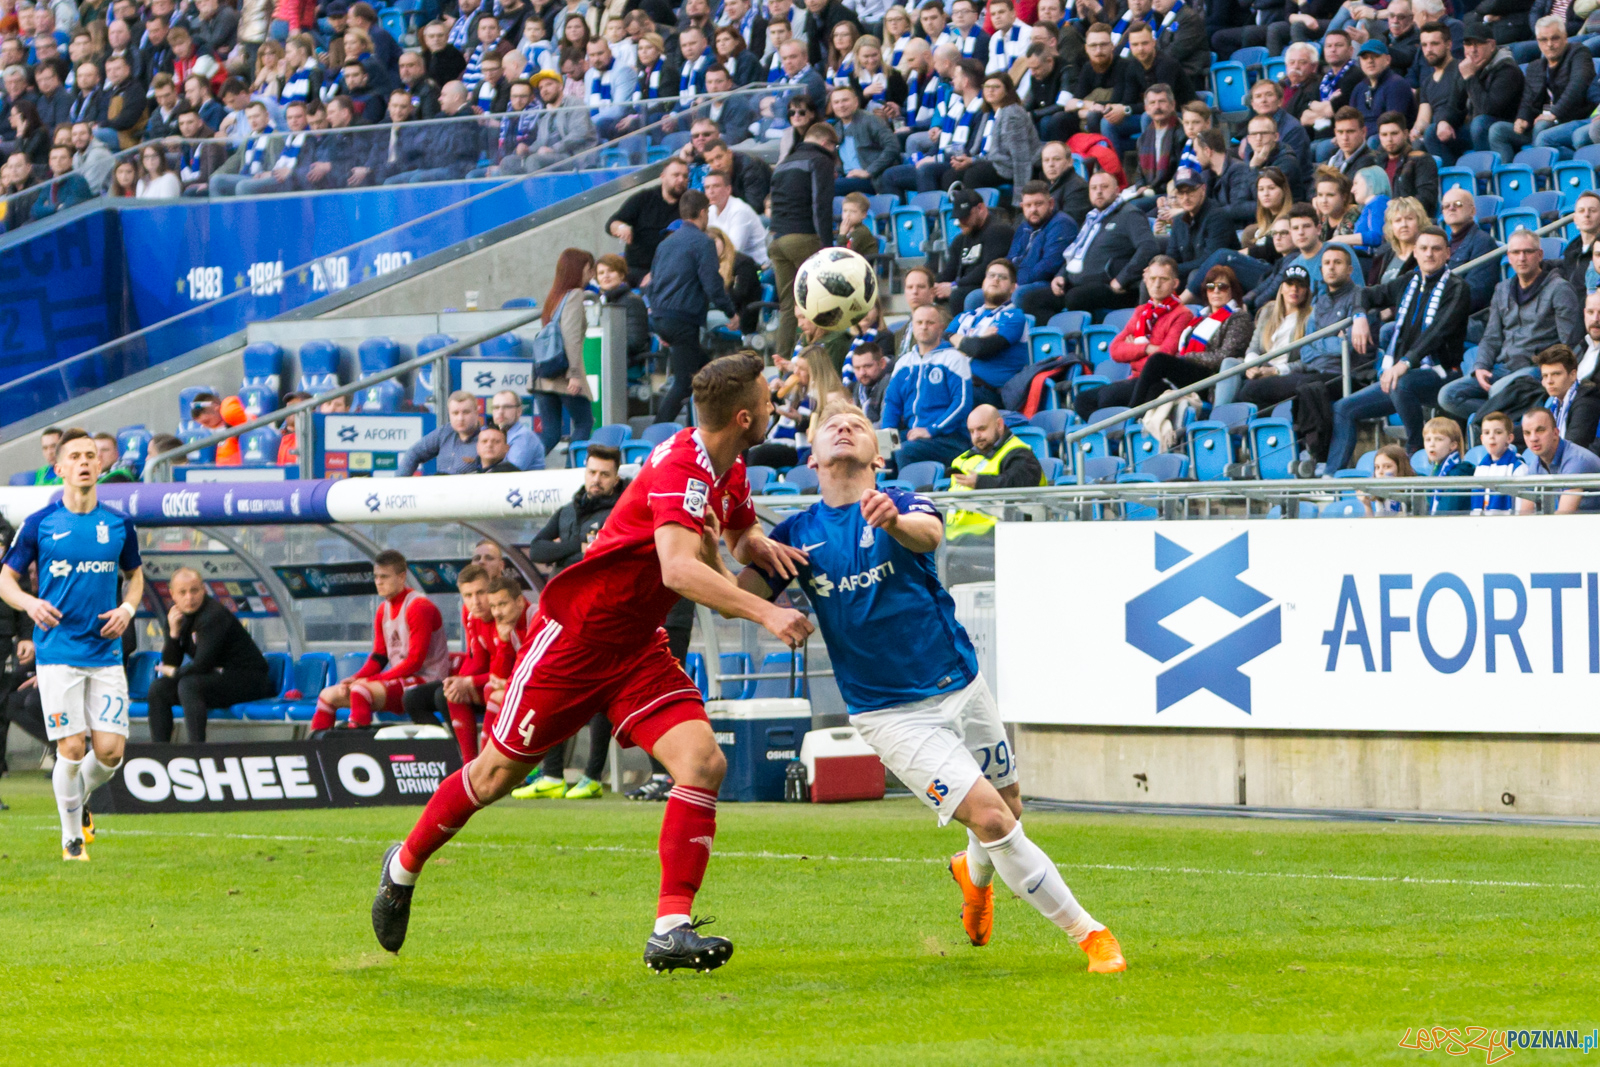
[526,454,628,575]
[147,568,276,743]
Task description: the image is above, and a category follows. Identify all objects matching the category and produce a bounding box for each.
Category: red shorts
[487,613,707,763]
[356,675,426,710]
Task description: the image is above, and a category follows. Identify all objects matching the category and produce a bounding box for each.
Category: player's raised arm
[861,488,944,554]
[656,524,813,647]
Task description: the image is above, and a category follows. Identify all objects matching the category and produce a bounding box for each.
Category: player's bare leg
[345,679,388,728]
[372,743,536,953]
[949,778,1126,973]
[640,716,734,973]
[310,680,351,732]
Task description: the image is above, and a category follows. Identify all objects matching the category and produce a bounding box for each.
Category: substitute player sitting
[403,563,496,760]
[312,550,448,731]
[736,404,1127,973]
[0,428,144,861]
[478,573,536,748]
[372,353,813,973]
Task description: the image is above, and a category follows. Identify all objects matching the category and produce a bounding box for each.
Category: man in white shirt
[705,168,769,266]
[1579,289,1600,382]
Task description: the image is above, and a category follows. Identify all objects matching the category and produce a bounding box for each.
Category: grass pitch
[1,772,1596,1066]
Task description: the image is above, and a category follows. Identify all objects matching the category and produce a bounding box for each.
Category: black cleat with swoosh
[371,843,415,954]
[644,917,734,973]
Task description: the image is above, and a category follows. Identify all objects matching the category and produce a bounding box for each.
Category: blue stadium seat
[1208,402,1258,434]
[336,651,368,680]
[1029,408,1077,454]
[1137,452,1188,480]
[1513,146,1558,187]
[1101,308,1135,332]
[117,427,153,472]
[1473,194,1502,224]
[1320,499,1367,518]
[1117,472,1162,520]
[1123,424,1159,466]
[623,421,682,463]
[866,193,897,224]
[177,385,216,424]
[1070,431,1111,476]
[416,333,456,356]
[239,427,282,465]
[753,651,807,698]
[908,190,947,216]
[1209,61,1250,122]
[126,651,160,719]
[898,460,944,491]
[1186,420,1232,481]
[784,465,820,492]
[236,385,277,419]
[891,207,929,264]
[1493,164,1535,209]
[239,652,294,719]
[1028,328,1067,363]
[1229,45,1268,73]
[974,187,1000,209]
[1521,189,1561,222]
[479,333,523,359]
[354,379,405,413]
[1248,417,1296,479]
[379,7,405,43]
[1078,455,1124,484]
[1554,161,1595,210]
[298,339,340,377]
[1081,326,1119,366]
[1011,425,1050,462]
[1457,151,1499,193]
[281,653,335,719]
[411,362,436,409]
[685,652,709,698]
[745,464,775,493]
[1495,206,1540,241]
[1047,310,1090,354]
[588,423,631,449]
[1576,144,1600,170]
[1438,166,1474,199]
[1261,55,1285,83]
[241,342,283,391]
[1040,456,1063,483]
[357,337,400,376]
[178,427,216,464]
[1355,449,1377,473]
[719,652,753,699]
[1086,405,1132,440]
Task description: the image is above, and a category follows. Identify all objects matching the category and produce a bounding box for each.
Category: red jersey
[459,604,497,688]
[487,596,539,679]
[355,589,449,683]
[540,429,755,649]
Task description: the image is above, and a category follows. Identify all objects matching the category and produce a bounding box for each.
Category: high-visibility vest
[945,433,1044,539]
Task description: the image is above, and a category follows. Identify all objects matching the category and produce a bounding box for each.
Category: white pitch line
[17,823,1595,891]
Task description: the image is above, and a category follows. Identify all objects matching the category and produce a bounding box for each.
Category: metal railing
[1061,212,1577,450]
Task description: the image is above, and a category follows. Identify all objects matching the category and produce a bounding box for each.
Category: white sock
[78,751,119,798]
[53,755,85,847]
[388,850,418,886]
[654,913,691,935]
[983,823,1104,943]
[965,828,995,888]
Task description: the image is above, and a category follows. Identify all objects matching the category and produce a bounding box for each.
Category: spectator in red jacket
[1071,255,1196,418]
[311,550,448,731]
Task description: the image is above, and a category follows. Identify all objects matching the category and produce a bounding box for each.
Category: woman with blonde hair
[880,6,914,66]
[849,35,908,120]
[251,39,286,98]
[1371,195,1429,286]
[826,19,861,85]
[708,226,761,333]
[1218,266,1314,407]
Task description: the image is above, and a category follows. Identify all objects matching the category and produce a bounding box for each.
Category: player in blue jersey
[736,403,1127,973]
[0,429,144,861]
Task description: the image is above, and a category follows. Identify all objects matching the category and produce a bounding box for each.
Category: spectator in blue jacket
[1007,181,1076,311]
[1441,189,1500,312]
[883,304,974,472]
[1351,40,1416,135]
[945,260,1029,409]
[29,145,92,221]
[384,81,481,183]
[489,389,547,470]
[648,189,737,423]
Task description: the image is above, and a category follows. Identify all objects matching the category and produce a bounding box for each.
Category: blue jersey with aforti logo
[2,501,141,667]
[767,489,979,714]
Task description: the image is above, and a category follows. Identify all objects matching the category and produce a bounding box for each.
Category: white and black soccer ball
[793,246,877,331]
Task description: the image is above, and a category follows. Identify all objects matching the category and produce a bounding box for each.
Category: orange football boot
[1079,927,1127,973]
[948,851,993,946]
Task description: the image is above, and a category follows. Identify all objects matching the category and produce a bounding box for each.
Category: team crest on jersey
[859,526,875,548]
[96,522,109,544]
[683,478,709,518]
[928,367,944,385]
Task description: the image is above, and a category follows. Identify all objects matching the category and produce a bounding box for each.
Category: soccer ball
[794,247,877,331]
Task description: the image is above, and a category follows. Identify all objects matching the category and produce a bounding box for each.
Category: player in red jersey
[312,550,449,731]
[403,563,497,760]
[478,574,537,749]
[373,353,813,972]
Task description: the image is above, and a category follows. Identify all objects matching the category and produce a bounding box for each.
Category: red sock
[349,685,373,727]
[446,701,479,761]
[398,761,485,874]
[657,784,718,919]
[310,697,336,732]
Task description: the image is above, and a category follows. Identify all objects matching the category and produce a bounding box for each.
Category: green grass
[2,772,1597,1066]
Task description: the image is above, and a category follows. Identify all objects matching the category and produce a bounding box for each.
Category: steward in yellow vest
[946,406,1046,539]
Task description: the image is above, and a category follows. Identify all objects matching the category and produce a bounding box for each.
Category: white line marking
[17,824,1593,891]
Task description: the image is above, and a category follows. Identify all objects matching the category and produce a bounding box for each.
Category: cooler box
[800,727,885,804]
[706,698,811,802]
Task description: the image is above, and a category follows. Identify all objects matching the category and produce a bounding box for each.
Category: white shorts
[36,664,131,742]
[850,675,1017,826]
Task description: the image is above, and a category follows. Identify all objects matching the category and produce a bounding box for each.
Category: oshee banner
[95,735,462,813]
[996,517,1600,734]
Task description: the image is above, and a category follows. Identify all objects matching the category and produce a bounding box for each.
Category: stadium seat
[336,651,368,681]
[1248,417,1296,480]
[1208,402,1258,434]
[866,194,897,224]
[1041,456,1063,483]
[239,427,282,465]
[354,380,405,413]
[1079,455,1125,484]
[357,337,400,376]
[1029,409,1077,454]
[891,207,929,266]
[1458,151,1498,192]
[1029,328,1067,363]
[1355,449,1376,473]
[1080,326,1119,367]
[1521,190,1562,222]
[753,651,807,698]
[298,339,341,378]
[908,190,946,216]
[1086,405,1132,441]
[784,466,820,493]
[241,342,284,391]
[685,652,709,699]
[177,385,217,424]
[479,333,523,359]
[1495,206,1540,241]
[1261,55,1285,83]
[501,297,539,309]
[1124,424,1159,465]
[719,652,753,699]
[1229,45,1267,73]
[1138,452,1188,480]
[623,422,682,463]
[1011,426,1050,462]
[1576,144,1600,171]
[1473,194,1502,224]
[746,465,775,493]
[178,427,216,464]
[117,427,153,473]
[899,460,944,491]
[237,385,278,419]
[1070,431,1111,477]
[1493,164,1535,209]
[1101,308,1135,332]
[1513,146,1558,187]
[238,652,294,719]
[1209,61,1250,123]
[379,7,405,42]
[126,650,160,719]
[1320,499,1367,518]
[1554,161,1595,210]
[7,471,32,486]
[416,333,456,357]
[1437,166,1474,199]
[1186,420,1232,481]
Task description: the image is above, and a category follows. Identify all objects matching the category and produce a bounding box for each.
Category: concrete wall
[1016,724,1600,816]
[331,186,637,318]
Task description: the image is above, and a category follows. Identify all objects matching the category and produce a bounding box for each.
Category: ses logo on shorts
[925,778,950,806]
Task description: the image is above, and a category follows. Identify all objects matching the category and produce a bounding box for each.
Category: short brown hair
[93,432,116,444]
[1535,343,1579,372]
[487,574,523,599]
[373,549,408,573]
[1415,224,1448,243]
[1423,417,1463,449]
[804,122,839,147]
[692,351,766,430]
[597,253,629,277]
[55,427,93,451]
[457,563,489,586]
[679,188,709,220]
[842,191,871,214]
[1481,410,1514,434]
[1333,106,1365,127]
[587,443,622,467]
